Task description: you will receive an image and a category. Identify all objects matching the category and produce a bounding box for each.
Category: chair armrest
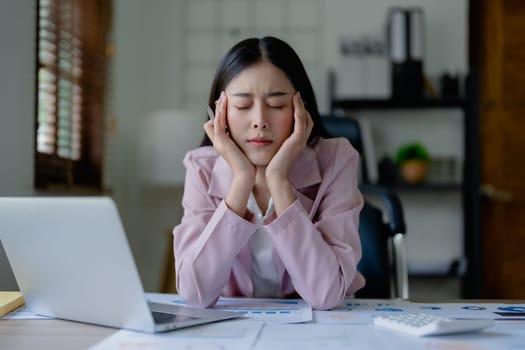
[359,184,409,298]
[392,233,409,299]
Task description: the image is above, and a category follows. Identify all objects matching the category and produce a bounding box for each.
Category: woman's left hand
[266,91,313,186]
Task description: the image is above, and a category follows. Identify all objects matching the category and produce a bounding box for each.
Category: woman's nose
[253,122,268,129]
[252,106,268,129]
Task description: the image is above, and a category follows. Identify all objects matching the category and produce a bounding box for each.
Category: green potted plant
[395,142,431,184]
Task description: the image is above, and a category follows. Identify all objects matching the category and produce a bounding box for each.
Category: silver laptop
[0,196,240,333]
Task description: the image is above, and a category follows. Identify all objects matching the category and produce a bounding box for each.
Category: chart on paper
[146,293,313,323]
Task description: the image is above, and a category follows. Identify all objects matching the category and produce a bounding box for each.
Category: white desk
[0,319,115,350]
[2,298,525,350]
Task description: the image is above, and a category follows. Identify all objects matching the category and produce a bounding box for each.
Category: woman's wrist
[225,176,254,217]
[267,177,296,215]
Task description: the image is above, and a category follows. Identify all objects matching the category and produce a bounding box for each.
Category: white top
[247,192,281,297]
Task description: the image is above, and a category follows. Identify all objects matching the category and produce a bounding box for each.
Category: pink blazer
[172,137,365,310]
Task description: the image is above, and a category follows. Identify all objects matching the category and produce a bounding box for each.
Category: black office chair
[322,116,409,299]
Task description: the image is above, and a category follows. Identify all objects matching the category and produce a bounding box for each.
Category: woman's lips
[248,138,272,146]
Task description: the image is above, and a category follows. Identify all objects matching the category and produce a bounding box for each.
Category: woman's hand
[266,92,313,182]
[203,91,255,216]
[266,92,313,214]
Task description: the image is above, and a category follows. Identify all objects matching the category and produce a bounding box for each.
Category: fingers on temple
[215,91,227,132]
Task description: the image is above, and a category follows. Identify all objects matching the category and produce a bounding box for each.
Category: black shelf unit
[330,94,474,295]
[331,98,466,112]
[330,97,468,196]
[390,182,463,192]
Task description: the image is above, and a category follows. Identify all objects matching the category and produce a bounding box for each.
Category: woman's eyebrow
[267,91,290,97]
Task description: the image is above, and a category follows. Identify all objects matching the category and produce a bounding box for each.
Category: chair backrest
[355,202,390,297]
[322,116,369,183]
[321,115,408,299]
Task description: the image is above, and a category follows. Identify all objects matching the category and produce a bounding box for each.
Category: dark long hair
[201,36,328,146]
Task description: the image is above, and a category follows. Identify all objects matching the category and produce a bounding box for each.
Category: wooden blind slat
[35,0,112,190]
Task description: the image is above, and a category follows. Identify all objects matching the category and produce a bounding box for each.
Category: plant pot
[400,160,428,184]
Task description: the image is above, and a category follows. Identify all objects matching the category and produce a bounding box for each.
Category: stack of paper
[0,291,24,317]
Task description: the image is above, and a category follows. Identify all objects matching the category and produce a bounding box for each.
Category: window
[35,0,112,190]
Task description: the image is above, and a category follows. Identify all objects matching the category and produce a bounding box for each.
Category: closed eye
[235,106,250,110]
[269,106,285,110]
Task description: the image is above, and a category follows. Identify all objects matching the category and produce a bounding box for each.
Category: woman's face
[224,60,295,167]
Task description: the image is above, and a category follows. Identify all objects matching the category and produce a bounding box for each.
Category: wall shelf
[388,183,463,192]
[331,98,466,111]
[331,92,470,297]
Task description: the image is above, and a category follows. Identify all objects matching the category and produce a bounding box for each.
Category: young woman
[173,36,364,310]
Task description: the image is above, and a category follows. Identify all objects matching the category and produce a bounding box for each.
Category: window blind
[35,0,112,190]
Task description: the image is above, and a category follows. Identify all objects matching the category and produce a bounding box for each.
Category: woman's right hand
[203,91,255,216]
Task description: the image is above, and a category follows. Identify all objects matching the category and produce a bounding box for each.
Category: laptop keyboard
[152,311,177,324]
[152,310,202,324]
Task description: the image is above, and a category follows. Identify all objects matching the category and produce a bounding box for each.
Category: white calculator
[373,313,494,336]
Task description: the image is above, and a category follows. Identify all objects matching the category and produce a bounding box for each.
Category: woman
[173,36,364,310]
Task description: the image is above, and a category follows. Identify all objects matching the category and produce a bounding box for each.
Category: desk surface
[2,298,525,350]
[0,319,115,350]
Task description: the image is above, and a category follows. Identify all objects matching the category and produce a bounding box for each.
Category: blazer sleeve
[172,151,258,308]
[265,139,364,310]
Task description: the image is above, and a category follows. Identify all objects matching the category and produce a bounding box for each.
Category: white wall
[322,0,467,74]
[0,1,36,195]
[0,0,36,290]
[112,0,189,291]
[321,0,467,110]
